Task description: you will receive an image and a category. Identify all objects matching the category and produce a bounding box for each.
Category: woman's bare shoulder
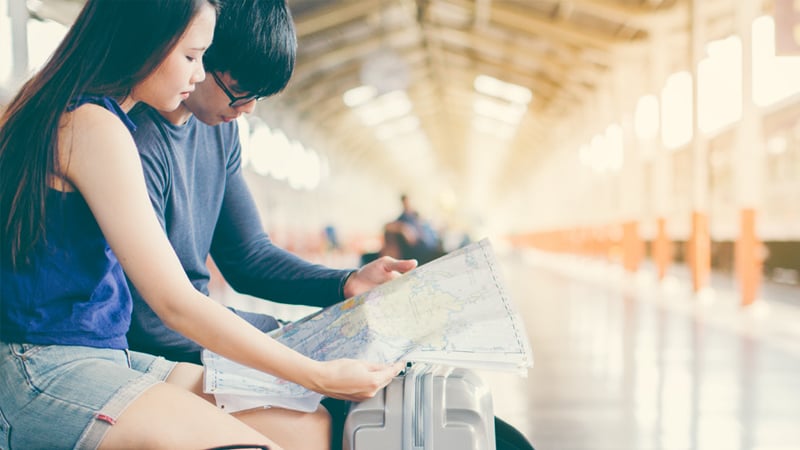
[57,103,140,188]
[59,103,136,157]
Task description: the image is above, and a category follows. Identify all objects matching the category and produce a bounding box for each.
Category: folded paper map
[202,238,533,412]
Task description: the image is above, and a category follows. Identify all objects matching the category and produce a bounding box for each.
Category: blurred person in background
[381,193,444,264]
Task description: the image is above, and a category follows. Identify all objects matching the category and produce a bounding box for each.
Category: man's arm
[209,138,350,308]
[210,140,417,306]
[133,108,171,228]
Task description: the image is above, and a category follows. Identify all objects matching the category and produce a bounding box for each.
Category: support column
[653,217,671,280]
[622,221,643,273]
[734,1,765,306]
[736,209,761,305]
[687,0,711,293]
[688,211,710,292]
[650,30,672,281]
[615,63,644,274]
[8,0,29,81]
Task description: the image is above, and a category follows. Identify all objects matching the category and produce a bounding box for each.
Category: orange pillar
[735,208,762,306]
[622,221,642,273]
[688,0,710,294]
[734,1,764,306]
[653,218,671,280]
[688,211,711,292]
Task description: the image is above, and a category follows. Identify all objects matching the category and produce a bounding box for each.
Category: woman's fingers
[318,359,406,401]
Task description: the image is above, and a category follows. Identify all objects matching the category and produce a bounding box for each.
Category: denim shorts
[0,341,176,449]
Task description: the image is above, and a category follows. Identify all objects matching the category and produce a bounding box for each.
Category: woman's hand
[308,359,405,402]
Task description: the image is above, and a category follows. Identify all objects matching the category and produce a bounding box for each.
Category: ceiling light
[375,116,420,141]
[474,74,532,105]
[343,85,378,107]
[353,90,413,126]
[473,97,526,125]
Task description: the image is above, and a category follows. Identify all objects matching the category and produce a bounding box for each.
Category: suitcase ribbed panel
[344,364,496,450]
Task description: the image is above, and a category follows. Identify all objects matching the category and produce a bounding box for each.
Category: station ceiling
[274,0,769,215]
[28,0,773,231]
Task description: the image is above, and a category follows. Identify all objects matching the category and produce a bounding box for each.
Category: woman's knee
[295,406,332,450]
[234,405,331,450]
[307,404,332,434]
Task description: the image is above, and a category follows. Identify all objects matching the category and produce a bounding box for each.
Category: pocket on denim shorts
[11,343,63,391]
[10,343,47,359]
[9,344,47,389]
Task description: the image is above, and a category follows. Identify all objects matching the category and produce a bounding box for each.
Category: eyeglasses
[210,71,263,107]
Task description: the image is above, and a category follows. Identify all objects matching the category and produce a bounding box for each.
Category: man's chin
[191,112,223,126]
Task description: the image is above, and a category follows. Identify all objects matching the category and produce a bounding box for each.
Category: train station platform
[217,245,800,450]
[484,248,800,450]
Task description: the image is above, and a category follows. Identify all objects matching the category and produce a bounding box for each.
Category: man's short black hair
[203,0,296,97]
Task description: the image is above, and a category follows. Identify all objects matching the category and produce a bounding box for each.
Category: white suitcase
[343,364,496,450]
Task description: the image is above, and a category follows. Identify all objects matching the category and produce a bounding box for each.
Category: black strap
[495,416,535,450]
[205,445,270,450]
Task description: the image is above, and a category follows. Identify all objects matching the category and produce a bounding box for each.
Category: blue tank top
[0,95,136,349]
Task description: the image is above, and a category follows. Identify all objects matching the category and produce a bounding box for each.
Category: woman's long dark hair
[0,0,218,268]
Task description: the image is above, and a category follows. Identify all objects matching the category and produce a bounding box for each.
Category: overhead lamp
[473,74,532,105]
[472,97,526,125]
[343,85,378,108]
[375,115,420,141]
[353,89,413,126]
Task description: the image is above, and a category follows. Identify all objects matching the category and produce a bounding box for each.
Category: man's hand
[343,256,418,298]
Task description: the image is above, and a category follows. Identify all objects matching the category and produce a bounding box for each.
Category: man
[126,2,415,449]
[382,193,444,264]
[128,1,532,448]
[127,0,415,365]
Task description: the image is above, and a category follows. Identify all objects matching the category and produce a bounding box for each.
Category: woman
[0,1,401,449]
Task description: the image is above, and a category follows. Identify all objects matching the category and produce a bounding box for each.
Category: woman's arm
[60,105,400,400]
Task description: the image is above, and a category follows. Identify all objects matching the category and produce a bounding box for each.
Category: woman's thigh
[160,360,214,401]
[162,362,330,450]
[98,381,280,450]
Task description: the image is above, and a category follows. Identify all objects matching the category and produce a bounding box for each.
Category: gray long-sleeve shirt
[126,104,351,362]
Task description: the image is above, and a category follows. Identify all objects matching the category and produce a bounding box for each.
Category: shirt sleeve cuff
[339,269,358,300]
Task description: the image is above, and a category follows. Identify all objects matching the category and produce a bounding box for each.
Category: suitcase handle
[403,363,434,449]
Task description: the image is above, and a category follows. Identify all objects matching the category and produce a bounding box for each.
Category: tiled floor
[484,249,800,450]
[217,248,800,450]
